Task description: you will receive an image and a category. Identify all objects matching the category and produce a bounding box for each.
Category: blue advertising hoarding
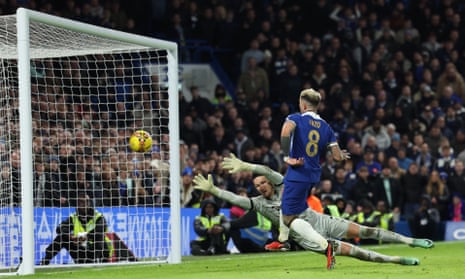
[0,207,218,267]
[444,221,465,241]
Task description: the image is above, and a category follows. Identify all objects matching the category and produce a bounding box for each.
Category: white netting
[0,15,145,59]
[0,11,177,272]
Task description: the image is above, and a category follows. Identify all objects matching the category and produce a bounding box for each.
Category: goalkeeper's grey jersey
[250,194,281,226]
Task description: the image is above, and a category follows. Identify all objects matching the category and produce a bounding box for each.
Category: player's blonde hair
[300,88,321,108]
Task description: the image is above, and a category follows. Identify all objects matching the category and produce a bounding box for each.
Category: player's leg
[336,240,420,265]
[281,181,327,251]
[265,209,291,251]
[344,222,434,248]
[190,240,209,255]
[40,233,76,265]
[281,181,334,269]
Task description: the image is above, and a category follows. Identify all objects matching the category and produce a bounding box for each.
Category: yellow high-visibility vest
[326,205,341,217]
[196,214,226,241]
[71,211,113,258]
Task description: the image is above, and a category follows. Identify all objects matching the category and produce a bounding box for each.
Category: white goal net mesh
[0,12,177,271]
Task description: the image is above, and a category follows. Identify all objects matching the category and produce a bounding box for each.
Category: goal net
[0,8,180,275]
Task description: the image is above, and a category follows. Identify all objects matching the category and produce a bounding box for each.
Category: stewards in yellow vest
[355,199,381,228]
[324,196,348,218]
[40,194,113,265]
[355,199,382,245]
[190,199,230,255]
[376,200,394,231]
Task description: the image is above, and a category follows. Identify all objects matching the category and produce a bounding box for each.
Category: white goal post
[0,8,181,275]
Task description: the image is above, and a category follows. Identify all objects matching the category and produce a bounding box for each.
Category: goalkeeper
[192,154,434,267]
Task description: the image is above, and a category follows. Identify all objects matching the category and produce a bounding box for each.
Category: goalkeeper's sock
[348,244,398,264]
[359,226,411,244]
[278,210,290,242]
[290,218,327,251]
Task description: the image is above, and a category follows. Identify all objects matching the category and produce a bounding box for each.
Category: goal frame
[12,8,181,275]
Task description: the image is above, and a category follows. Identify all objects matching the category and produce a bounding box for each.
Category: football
[128,130,153,153]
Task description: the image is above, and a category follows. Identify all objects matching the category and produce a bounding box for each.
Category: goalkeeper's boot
[326,240,336,270]
[400,257,420,265]
[409,239,434,248]
[265,241,291,252]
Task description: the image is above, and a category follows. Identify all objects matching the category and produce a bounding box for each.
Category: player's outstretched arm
[193,174,252,210]
[222,153,284,185]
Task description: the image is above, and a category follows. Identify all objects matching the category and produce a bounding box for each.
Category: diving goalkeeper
[192,154,433,268]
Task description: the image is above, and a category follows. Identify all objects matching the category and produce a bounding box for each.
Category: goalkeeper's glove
[222,153,254,173]
[193,174,220,196]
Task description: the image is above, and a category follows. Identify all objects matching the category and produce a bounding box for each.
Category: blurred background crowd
[1,0,465,242]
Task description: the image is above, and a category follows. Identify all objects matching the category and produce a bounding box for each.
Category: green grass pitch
[22,241,465,279]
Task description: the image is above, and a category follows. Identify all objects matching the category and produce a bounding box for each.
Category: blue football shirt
[285,111,337,183]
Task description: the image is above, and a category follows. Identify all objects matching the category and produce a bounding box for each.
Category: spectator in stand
[330,109,349,140]
[395,147,413,172]
[188,86,213,120]
[331,165,355,201]
[396,85,417,121]
[211,84,233,108]
[180,115,204,150]
[181,167,203,208]
[448,160,465,199]
[0,163,13,207]
[189,106,208,137]
[321,151,337,181]
[424,125,449,157]
[387,157,406,180]
[350,166,375,206]
[444,106,462,135]
[355,146,382,176]
[205,125,230,155]
[32,157,56,207]
[384,133,402,160]
[419,104,437,130]
[436,63,465,104]
[277,63,304,107]
[424,170,450,221]
[449,192,465,222]
[373,166,402,222]
[240,39,265,74]
[357,94,377,122]
[233,129,254,161]
[258,105,282,136]
[361,119,391,151]
[438,85,464,113]
[400,162,427,221]
[414,83,436,111]
[435,143,456,174]
[415,142,436,176]
[310,63,331,93]
[237,56,269,102]
[362,135,380,156]
[100,163,120,207]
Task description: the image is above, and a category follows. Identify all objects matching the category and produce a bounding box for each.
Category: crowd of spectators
[177,0,465,225]
[1,0,465,228]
